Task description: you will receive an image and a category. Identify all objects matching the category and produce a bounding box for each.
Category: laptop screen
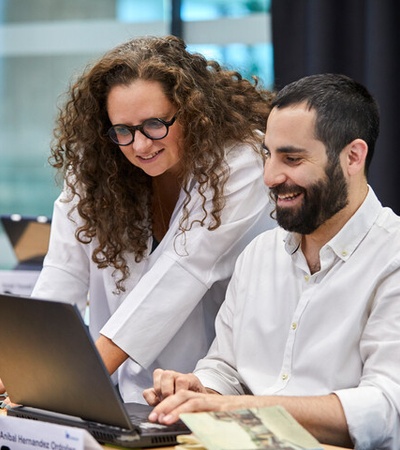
[0,293,191,448]
[0,214,51,270]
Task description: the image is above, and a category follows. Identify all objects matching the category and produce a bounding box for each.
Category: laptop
[0,214,51,270]
[0,292,190,447]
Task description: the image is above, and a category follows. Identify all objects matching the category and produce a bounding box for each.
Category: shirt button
[282,373,289,381]
[291,322,297,330]
[304,274,310,282]
[342,250,348,257]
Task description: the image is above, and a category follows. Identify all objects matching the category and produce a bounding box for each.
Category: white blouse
[32,141,276,403]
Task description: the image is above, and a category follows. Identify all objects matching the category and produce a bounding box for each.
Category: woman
[32,35,275,403]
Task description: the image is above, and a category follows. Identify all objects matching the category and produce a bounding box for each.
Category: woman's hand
[0,378,6,395]
[0,380,18,409]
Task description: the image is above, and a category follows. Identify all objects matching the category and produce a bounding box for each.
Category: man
[143,74,400,450]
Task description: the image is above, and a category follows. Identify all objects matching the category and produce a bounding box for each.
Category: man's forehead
[265,105,317,145]
[268,102,315,124]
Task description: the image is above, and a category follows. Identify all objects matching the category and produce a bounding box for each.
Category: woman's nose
[131,130,153,153]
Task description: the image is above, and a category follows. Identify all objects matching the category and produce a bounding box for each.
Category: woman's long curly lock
[50,35,273,292]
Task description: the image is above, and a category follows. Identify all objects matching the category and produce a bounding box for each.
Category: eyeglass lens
[108,117,175,146]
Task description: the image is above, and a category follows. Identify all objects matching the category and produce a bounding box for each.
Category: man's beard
[270,160,349,235]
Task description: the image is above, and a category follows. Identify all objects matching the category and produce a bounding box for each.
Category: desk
[104,445,346,450]
[148,447,343,450]
[0,409,348,450]
[322,446,349,450]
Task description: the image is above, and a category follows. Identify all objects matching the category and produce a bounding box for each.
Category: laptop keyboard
[129,412,190,433]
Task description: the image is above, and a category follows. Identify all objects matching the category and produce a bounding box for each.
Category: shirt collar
[284,186,382,260]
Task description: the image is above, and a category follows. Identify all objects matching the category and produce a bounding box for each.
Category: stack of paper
[179,405,323,450]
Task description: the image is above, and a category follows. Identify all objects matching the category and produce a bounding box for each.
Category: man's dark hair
[272,73,380,174]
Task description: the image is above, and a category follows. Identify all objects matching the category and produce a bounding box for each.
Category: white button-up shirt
[195,187,400,450]
[32,141,276,403]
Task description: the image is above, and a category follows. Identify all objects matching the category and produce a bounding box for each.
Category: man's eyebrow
[262,142,309,154]
[275,146,308,154]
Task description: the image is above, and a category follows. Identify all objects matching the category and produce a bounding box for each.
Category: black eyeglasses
[107,116,177,146]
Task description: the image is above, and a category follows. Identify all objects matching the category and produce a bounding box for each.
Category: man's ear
[343,139,368,176]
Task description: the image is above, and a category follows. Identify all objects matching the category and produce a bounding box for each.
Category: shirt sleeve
[31,191,90,317]
[334,261,400,450]
[101,144,275,368]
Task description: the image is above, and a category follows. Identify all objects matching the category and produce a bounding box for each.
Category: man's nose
[263,158,287,188]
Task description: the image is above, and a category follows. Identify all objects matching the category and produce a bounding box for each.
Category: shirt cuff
[195,365,246,395]
[334,385,392,449]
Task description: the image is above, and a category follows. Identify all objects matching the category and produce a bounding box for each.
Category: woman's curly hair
[50,35,274,291]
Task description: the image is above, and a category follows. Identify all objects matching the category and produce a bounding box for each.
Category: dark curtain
[271,0,400,214]
[170,0,183,38]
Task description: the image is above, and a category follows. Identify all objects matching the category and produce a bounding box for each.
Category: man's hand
[147,390,245,425]
[143,369,207,406]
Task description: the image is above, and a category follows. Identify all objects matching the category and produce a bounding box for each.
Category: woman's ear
[343,138,368,176]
